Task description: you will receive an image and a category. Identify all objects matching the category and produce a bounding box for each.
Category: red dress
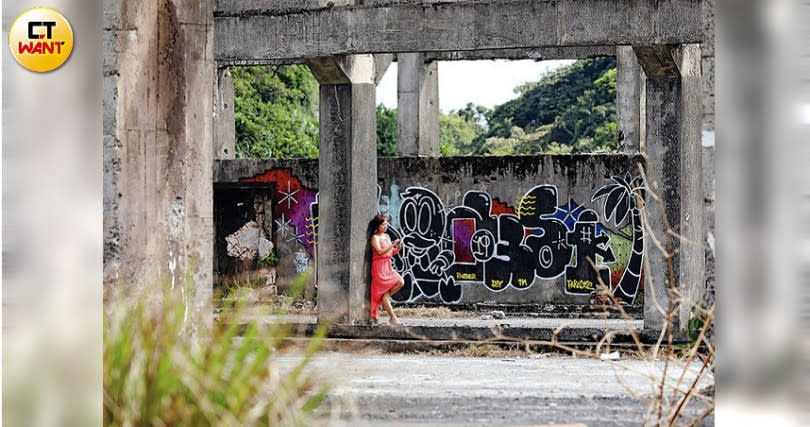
[370,233,403,321]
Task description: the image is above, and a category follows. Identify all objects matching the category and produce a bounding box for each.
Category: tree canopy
[376,105,398,156]
[231,65,319,159]
[231,57,618,158]
[467,56,618,155]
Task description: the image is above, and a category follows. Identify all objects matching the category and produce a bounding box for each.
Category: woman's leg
[390,278,405,296]
[381,292,401,325]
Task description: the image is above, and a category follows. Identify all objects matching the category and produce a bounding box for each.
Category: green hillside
[232,57,617,158]
[472,56,618,155]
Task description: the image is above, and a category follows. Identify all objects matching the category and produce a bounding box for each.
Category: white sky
[376,59,575,113]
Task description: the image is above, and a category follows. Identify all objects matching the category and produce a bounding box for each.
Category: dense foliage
[438,107,487,156]
[232,57,617,158]
[376,105,398,156]
[373,104,486,157]
[470,56,618,155]
[232,65,320,159]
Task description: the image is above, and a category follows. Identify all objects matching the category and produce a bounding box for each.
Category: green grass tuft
[104,272,327,426]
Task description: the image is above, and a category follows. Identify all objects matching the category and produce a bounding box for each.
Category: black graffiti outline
[520,185,574,281]
[393,186,460,303]
[591,173,645,304]
[378,177,645,304]
[563,208,616,295]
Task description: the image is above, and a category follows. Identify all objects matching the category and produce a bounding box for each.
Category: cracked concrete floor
[276,351,714,426]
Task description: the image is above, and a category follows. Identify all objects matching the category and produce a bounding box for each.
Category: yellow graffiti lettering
[517,278,528,287]
[567,279,595,291]
[456,272,477,280]
[490,280,504,288]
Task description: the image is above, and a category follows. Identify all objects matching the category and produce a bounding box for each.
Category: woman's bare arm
[370,235,387,255]
[371,235,399,255]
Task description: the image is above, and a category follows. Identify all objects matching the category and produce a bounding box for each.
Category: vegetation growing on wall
[232,57,617,158]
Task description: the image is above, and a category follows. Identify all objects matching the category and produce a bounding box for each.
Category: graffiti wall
[213,184,276,288]
[214,155,646,305]
[213,160,319,296]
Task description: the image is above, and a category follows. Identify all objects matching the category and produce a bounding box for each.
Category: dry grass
[394,306,478,318]
[426,344,532,358]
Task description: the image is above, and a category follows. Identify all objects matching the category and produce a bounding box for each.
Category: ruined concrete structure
[216,156,651,307]
[103,0,214,316]
[104,0,714,331]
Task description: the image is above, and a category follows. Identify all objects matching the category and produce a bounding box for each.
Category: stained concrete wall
[103,0,214,313]
[216,155,648,306]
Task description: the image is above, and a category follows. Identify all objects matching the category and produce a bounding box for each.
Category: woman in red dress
[369,214,405,325]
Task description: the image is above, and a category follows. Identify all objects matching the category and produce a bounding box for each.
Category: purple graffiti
[452,218,476,264]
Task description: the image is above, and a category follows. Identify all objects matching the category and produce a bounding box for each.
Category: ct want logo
[9,7,74,73]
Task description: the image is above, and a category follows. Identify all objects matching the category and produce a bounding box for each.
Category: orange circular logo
[9,7,74,72]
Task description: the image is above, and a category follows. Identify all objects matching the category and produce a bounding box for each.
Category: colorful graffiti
[386,179,645,304]
[241,168,319,257]
[235,167,644,304]
[591,173,645,304]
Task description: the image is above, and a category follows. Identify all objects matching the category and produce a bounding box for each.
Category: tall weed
[104,273,328,426]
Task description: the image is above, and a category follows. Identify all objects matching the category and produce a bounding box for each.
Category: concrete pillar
[306,55,378,324]
[634,45,703,331]
[214,67,236,159]
[616,46,643,153]
[674,44,705,327]
[641,74,681,331]
[103,0,214,316]
[397,53,439,156]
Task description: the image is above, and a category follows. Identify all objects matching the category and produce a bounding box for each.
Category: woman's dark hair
[368,214,387,239]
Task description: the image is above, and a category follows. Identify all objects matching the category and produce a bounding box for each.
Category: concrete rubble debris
[225,221,273,260]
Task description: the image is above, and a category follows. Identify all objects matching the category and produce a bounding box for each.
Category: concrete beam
[423,46,615,62]
[397,53,439,156]
[306,54,375,85]
[216,59,303,67]
[215,0,702,62]
[214,0,352,14]
[633,45,680,77]
[213,46,615,68]
[312,56,378,324]
[214,68,236,159]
